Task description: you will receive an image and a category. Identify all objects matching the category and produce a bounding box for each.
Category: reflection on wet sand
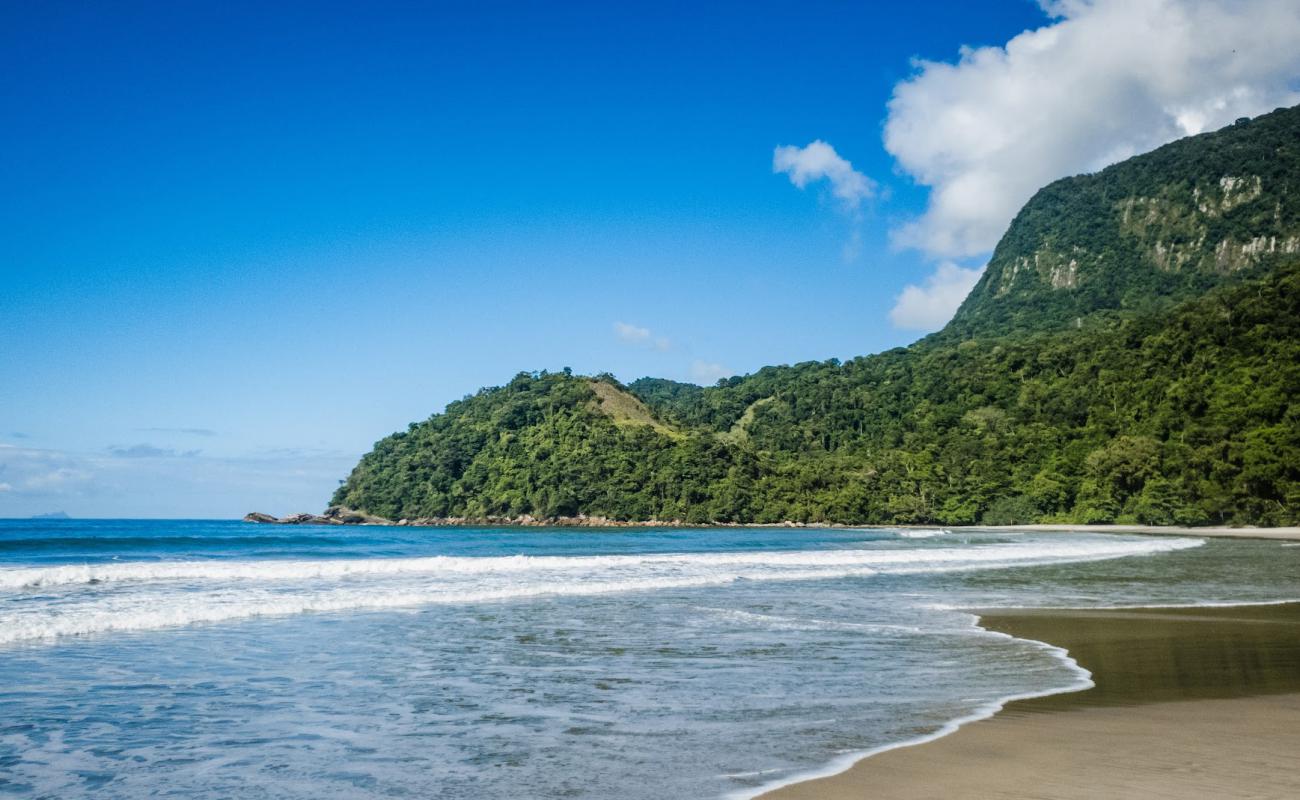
[985,603,1300,709]
[763,603,1300,800]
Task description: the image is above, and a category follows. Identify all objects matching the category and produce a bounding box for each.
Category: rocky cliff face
[948,105,1300,338]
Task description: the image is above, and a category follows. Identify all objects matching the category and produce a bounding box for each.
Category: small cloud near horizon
[690,360,731,386]
[107,444,202,459]
[613,321,671,351]
[0,442,360,518]
[137,427,217,437]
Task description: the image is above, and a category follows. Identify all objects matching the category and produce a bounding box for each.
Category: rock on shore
[242,509,839,528]
[242,506,395,526]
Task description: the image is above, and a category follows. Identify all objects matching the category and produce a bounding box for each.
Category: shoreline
[964,522,1300,541]
[729,614,1095,800]
[754,601,1300,799]
[242,510,1300,541]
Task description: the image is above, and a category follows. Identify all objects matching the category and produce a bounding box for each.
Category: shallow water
[0,520,1296,798]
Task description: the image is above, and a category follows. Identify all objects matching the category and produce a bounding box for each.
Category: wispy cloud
[885,0,1300,258]
[613,321,671,351]
[137,427,217,437]
[0,442,360,519]
[614,321,651,343]
[773,140,875,212]
[889,262,986,331]
[22,467,91,490]
[0,444,94,493]
[107,444,202,458]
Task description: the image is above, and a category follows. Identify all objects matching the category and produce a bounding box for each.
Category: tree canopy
[333,106,1300,527]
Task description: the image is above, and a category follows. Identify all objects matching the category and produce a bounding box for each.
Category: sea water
[1,520,1296,798]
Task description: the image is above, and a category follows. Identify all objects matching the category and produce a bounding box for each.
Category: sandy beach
[967,524,1300,541]
[761,603,1300,799]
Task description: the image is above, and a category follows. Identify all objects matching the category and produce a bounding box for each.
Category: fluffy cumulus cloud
[613,321,670,351]
[886,0,1300,258]
[888,262,986,331]
[773,140,876,212]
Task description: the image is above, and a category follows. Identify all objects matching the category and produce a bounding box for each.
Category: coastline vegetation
[333,107,1300,527]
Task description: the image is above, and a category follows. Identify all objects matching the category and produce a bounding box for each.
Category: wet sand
[761,603,1300,799]
[968,524,1300,541]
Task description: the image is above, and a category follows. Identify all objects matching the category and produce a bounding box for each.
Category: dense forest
[333,106,1300,527]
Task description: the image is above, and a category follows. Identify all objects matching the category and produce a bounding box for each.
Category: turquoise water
[1,520,1296,798]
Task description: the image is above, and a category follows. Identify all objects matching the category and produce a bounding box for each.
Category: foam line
[726,611,1095,800]
[0,537,1204,645]
[0,537,1202,590]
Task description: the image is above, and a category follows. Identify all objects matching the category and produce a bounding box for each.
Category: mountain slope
[948,105,1300,338]
[333,107,1300,527]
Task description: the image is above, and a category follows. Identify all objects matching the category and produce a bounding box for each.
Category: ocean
[1,520,1296,798]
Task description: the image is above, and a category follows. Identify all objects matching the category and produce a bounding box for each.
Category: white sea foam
[0,536,1203,645]
[896,529,949,539]
[0,536,1200,590]
[1001,597,1300,611]
[695,607,926,635]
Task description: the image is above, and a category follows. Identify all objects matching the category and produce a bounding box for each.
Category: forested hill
[947,104,1300,338]
[331,107,1300,527]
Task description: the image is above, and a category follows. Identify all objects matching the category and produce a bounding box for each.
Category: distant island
[31,511,70,520]
[284,107,1299,529]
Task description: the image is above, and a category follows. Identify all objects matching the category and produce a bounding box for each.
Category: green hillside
[948,105,1300,338]
[333,108,1300,527]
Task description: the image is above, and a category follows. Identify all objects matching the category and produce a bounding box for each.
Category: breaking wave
[0,536,1202,645]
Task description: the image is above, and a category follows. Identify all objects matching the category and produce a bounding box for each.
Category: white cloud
[137,427,216,437]
[107,443,201,458]
[22,467,92,490]
[773,140,876,211]
[885,0,1300,258]
[889,262,986,331]
[0,444,93,492]
[614,322,671,351]
[690,360,731,385]
[0,442,358,519]
[614,321,650,343]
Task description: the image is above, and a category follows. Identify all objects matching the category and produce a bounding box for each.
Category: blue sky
[4,0,1298,517]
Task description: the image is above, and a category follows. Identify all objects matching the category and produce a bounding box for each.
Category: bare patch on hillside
[588,381,684,439]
